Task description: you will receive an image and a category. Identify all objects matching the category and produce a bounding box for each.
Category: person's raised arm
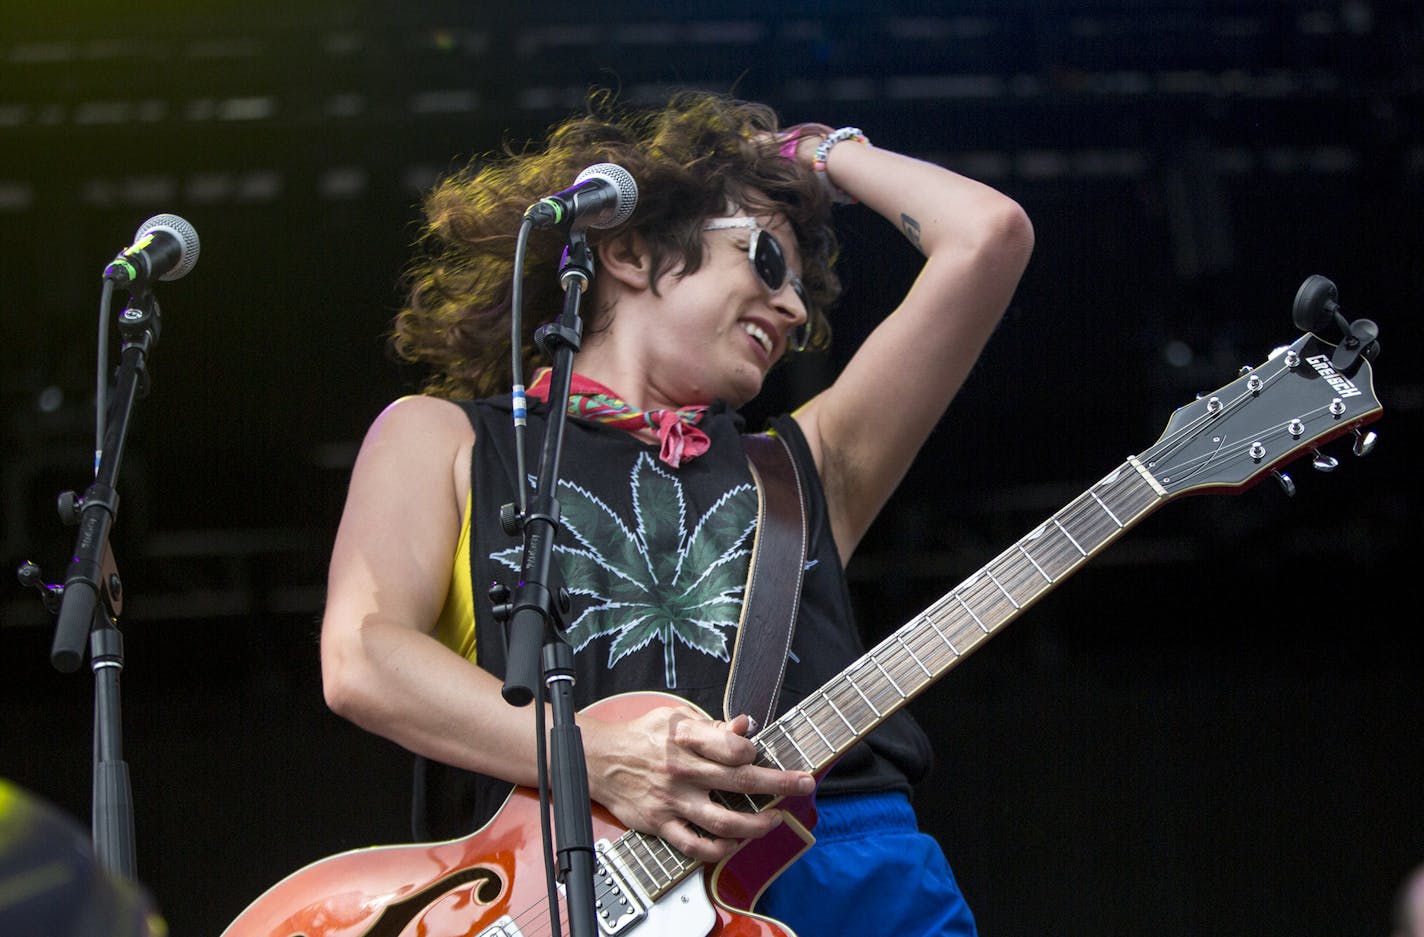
[787,127,1035,562]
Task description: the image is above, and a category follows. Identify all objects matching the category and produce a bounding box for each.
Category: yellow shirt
[433,494,477,664]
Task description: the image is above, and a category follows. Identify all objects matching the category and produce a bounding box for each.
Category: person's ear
[595,229,655,293]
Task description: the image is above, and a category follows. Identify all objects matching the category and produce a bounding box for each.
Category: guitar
[221,328,1382,937]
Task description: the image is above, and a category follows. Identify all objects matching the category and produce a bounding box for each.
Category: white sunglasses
[703,217,812,353]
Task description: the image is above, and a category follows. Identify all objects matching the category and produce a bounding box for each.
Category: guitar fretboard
[601,458,1166,902]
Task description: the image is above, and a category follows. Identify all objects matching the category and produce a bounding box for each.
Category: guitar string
[1132,352,1347,485]
[1141,403,1341,488]
[1136,354,1295,470]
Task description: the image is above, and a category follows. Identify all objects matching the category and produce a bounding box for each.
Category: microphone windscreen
[134,213,201,281]
[574,163,638,228]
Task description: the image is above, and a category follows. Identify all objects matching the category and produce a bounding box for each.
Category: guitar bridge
[594,839,648,935]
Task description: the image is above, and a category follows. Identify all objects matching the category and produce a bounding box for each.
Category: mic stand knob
[17,562,65,614]
[499,502,522,537]
[488,582,513,623]
[58,491,83,525]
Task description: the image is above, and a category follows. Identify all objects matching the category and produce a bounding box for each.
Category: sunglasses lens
[750,230,788,291]
[711,219,815,353]
[789,281,812,352]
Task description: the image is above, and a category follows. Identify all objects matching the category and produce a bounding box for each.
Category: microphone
[103,213,201,287]
[523,163,638,231]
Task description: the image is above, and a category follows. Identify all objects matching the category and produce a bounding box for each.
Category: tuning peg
[1352,429,1377,457]
[1312,450,1340,473]
[1272,470,1297,497]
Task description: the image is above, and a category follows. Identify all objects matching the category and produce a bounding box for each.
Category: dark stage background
[2,3,1421,935]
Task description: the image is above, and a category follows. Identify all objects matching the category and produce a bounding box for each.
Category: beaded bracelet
[812,127,870,204]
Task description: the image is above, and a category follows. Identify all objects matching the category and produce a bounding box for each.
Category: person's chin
[721,369,766,409]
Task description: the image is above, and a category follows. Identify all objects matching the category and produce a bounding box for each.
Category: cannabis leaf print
[491,452,756,688]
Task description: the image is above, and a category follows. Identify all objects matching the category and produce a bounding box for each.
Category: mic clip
[118,291,162,350]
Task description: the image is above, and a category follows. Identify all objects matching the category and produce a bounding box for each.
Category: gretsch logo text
[1305,354,1362,398]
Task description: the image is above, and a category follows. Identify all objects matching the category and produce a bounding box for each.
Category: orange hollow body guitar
[224,690,811,937]
[221,329,1382,937]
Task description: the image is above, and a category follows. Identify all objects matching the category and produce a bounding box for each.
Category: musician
[319,89,1033,935]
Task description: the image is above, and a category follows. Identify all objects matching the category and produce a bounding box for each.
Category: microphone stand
[47,286,161,881]
[498,230,598,937]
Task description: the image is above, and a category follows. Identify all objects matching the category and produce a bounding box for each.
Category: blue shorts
[756,791,977,937]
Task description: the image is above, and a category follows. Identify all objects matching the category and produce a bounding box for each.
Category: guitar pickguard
[623,872,717,937]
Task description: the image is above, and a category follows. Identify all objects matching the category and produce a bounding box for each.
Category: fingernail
[797,776,815,794]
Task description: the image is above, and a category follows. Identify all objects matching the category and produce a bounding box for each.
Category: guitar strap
[724,431,808,731]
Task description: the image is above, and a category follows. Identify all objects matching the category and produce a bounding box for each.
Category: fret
[869,654,907,699]
[1018,543,1053,583]
[621,835,658,886]
[824,693,859,737]
[956,592,990,633]
[895,632,933,677]
[653,839,692,879]
[713,789,759,814]
[1052,517,1087,556]
[1073,505,1118,551]
[985,569,1020,609]
[998,555,1046,603]
[847,670,882,717]
[824,696,859,749]
[777,722,812,767]
[929,615,960,656]
[800,707,835,752]
[757,738,787,769]
[639,835,674,879]
[1024,524,1077,581]
[916,626,951,671]
[1090,489,1125,528]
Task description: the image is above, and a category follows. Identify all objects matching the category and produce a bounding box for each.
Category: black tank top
[412,395,932,840]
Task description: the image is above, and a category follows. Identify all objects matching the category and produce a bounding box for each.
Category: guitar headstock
[1136,332,1383,498]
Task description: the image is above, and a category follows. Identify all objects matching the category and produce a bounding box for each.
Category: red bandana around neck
[524,369,712,467]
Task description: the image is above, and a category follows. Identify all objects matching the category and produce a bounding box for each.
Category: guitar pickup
[594,839,649,935]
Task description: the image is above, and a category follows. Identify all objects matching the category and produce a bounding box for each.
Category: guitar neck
[754,456,1167,778]
[602,458,1169,903]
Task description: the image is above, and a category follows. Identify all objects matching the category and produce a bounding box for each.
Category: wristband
[811,127,869,204]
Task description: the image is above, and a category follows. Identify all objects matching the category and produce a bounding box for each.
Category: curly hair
[390,89,840,400]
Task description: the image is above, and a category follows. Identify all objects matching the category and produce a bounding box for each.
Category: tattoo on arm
[900,213,923,253]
